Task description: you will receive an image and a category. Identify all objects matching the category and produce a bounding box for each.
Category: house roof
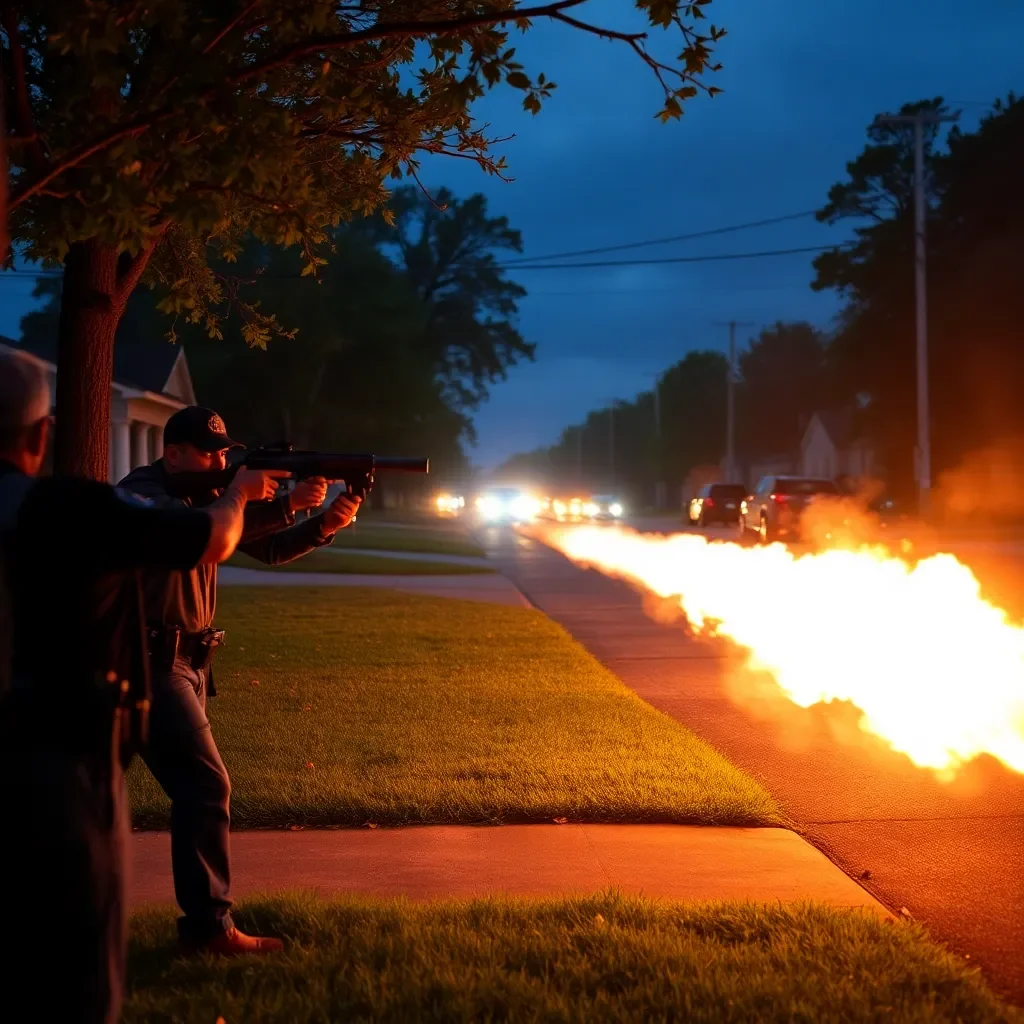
[6,333,184,396]
[816,408,855,448]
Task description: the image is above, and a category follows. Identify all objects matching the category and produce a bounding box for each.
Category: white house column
[112,421,131,484]
[150,425,164,461]
[130,420,150,470]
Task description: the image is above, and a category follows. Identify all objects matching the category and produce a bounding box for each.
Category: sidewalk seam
[578,825,615,888]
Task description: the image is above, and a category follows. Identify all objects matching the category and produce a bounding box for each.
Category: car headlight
[510,496,540,520]
[583,501,599,518]
[478,496,502,519]
[609,502,623,517]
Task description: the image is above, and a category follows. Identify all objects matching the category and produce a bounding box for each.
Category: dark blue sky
[414,0,1023,468]
[1,0,1020,468]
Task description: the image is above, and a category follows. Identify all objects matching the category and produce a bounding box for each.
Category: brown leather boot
[181,927,284,957]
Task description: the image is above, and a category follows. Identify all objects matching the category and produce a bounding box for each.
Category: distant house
[0,334,196,484]
[800,408,877,484]
[741,453,798,492]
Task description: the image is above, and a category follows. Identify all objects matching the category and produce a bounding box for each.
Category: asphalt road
[476,518,1024,1004]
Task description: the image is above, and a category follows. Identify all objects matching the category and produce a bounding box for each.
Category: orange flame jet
[539,524,1024,777]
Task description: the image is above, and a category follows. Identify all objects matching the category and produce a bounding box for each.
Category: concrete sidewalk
[130,824,887,912]
[218,565,531,607]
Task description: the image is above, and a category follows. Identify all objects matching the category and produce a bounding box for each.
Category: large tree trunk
[53,241,125,480]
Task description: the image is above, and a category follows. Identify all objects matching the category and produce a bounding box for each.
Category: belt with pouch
[147,625,226,672]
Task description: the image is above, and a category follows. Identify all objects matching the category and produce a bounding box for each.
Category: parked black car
[687,483,747,527]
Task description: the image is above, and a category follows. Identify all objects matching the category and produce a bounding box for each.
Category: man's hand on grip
[230,468,289,503]
[321,491,362,533]
[289,476,328,514]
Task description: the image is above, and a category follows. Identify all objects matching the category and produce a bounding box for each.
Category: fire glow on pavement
[537,523,1024,777]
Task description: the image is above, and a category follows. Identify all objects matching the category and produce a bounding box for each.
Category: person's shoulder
[118,462,168,496]
[23,475,161,513]
[25,475,110,503]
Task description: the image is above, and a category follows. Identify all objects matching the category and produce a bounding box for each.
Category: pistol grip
[345,472,373,502]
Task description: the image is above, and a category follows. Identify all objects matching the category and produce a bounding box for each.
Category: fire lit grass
[124,893,1019,1023]
[225,549,495,575]
[127,587,779,828]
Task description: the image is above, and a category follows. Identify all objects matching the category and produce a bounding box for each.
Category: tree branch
[10,0,703,211]
[227,1,595,86]
[8,110,174,210]
[1,4,47,170]
[202,0,266,55]
[115,222,169,305]
[549,8,645,44]
[147,0,267,107]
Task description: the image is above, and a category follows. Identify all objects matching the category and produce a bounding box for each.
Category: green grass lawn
[332,521,485,558]
[128,587,779,828]
[125,893,1018,1023]
[226,549,495,576]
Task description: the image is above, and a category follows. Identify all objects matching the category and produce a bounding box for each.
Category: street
[478,519,1024,1003]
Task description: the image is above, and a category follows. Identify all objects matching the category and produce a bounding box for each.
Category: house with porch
[799,408,877,486]
[0,334,196,483]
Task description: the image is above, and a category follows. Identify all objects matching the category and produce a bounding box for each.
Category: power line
[496,209,820,265]
[0,241,847,285]
[490,244,842,271]
[0,208,826,281]
[510,282,822,296]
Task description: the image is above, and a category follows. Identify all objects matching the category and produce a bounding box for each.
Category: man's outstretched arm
[238,477,340,543]
[239,489,361,567]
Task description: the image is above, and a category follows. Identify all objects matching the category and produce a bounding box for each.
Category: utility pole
[609,401,616,486]
[644,371,666,508]
[599,398,622,490]
[576,425,583,484]
[874,107,959,514]
[713,320,756,483]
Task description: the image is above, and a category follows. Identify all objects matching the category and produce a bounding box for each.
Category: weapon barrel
[374,456,430,473]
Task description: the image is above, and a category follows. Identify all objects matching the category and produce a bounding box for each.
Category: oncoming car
[434,493,465,517]
[739,475,839,543]
[584,494,625,521]
[475,487,541,524]
[541,495,587,521]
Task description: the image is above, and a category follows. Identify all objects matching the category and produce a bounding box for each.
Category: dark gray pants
[142,654,234,943]
[0,743,127,1024]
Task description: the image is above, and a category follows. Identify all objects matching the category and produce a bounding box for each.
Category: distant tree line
[496,94,1024,510]
[496,321,831,506]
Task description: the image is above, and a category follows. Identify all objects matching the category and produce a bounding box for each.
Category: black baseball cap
[163,406,241,452]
